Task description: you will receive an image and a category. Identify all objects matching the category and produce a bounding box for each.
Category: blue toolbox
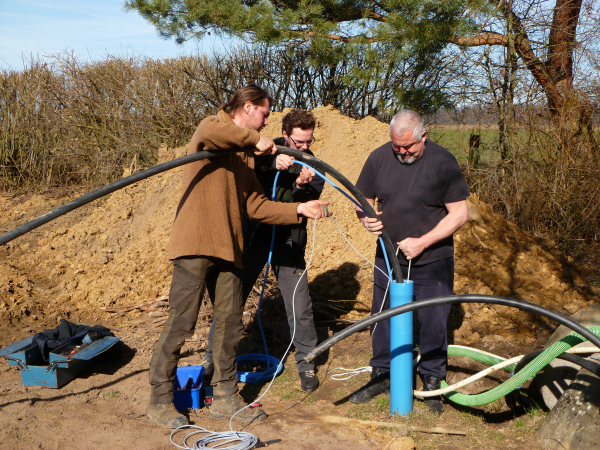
[0,334,121,388]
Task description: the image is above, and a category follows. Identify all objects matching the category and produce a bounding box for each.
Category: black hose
[304,294,600,362]
[0,149,237,246]
[513,349,600,378]
[275,146,402,282]
[5,149,595,364]
[1,146,401,283]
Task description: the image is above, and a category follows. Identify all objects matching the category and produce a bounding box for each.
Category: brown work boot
[209,392,267,423]
[147,403,189,428]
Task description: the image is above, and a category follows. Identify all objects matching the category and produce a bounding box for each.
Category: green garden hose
[443,326,600,406]
[448,345,517,372]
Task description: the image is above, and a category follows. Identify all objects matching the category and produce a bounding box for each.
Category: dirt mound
[0,105,597,347]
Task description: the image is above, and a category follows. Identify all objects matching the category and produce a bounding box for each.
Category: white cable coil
[170,426,258,450]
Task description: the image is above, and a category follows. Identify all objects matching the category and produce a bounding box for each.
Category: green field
[428,128,586,165]
[427,129,502,165]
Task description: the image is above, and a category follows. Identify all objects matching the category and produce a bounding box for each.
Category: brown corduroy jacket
[167,110,302,268]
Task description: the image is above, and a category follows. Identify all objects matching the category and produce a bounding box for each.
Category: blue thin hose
[292,161,392,280]
[236,354,283,383]
[237,159,392,383]
[235,171,281,384]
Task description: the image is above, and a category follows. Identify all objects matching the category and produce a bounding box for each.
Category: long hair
[220,84,272,116]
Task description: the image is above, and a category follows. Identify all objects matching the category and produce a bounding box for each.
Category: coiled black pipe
[304,294,600,362]
[0,146,402,281]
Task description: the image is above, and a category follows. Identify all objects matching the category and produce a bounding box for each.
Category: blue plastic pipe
[389,280,414,415]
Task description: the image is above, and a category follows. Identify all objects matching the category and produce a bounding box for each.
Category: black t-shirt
[356,140,470,265]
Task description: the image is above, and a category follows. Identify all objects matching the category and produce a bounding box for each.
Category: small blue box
[173,365,204,411]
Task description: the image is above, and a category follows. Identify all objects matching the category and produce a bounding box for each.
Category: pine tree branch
[368,10,387,22]
[284,29,376,44]
[449,32,509,47]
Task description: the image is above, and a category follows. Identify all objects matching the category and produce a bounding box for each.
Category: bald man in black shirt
[351,110,470,415]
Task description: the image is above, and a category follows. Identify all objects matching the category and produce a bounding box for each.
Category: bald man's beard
[397,154,417,164]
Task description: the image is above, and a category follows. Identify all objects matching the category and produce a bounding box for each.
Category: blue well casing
[389,280,413,415]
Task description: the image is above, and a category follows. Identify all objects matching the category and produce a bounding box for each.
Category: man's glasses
[392,138,421,153]
[289,136,314,147]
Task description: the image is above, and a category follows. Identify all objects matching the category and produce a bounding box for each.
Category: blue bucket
[173,365,204,411]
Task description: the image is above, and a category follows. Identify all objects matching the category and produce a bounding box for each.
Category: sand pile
[0,105,597,346]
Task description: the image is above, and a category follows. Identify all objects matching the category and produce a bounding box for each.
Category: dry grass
[2,49,599,266]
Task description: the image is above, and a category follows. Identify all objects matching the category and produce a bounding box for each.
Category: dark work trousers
[370,255,454,379]
[206,236,318,372]
[149,256,243,404]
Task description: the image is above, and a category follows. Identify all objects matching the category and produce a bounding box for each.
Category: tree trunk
[545,0,582,110]
[511,0,595,153]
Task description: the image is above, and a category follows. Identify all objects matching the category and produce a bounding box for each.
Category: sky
[0,0,234,70]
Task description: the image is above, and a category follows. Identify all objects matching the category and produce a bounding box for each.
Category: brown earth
[0,105,598,449]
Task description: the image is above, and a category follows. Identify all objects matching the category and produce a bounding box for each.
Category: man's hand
[358,210,384,235]
[297,200,331,219]
[254,135,276,155]
[398,237,426,260]
[296,166,315,187]
[275,154,295,170]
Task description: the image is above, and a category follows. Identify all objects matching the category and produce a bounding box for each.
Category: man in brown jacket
[147,85,330,428]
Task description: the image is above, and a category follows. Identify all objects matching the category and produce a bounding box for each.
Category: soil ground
[1,106,598,449]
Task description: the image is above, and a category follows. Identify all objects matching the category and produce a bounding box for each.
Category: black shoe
[422,375,444,416]
[349,367,390,404]
[201,357,214,382]
[299,370,319,392]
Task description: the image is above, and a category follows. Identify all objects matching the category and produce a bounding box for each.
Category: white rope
[331,215,389,281]
[414,347,598,398]
[327,366,372,380]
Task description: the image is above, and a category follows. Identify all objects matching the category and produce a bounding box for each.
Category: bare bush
[1,45,450,190]
[463,102,600,258]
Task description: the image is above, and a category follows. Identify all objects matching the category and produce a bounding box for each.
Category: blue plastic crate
[173,365,204,411]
